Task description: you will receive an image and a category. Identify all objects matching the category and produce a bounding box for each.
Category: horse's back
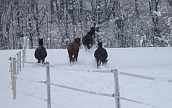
[94,48,108,61]
[100,48,108,60]
[67,42,79,62]
[82,35,93,49]
[82,35,87,45]
[35,46,47,59]
[68,43,79,53]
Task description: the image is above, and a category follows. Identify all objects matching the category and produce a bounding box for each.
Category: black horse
[82,27,96,50]
[94,42,108,68]
[34,38,47,64]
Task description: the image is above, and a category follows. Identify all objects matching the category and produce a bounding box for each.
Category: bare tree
[167,0,172,6]
[149,0,161,46]
[0,0,172,49]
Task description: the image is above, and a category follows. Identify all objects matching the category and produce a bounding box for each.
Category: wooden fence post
[114,69,120,108]
[19,51,21,71]
[22,38,27,68]
[24,45,26,62]
[12,58,17,100]
[22,49,26,67]
[16,53,19,74]
[9,57,13,80]
[46,62,51,108]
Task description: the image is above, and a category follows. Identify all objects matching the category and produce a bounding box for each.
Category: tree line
[0,0,172,49]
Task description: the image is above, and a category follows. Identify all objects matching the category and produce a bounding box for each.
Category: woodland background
[0,0,172,49]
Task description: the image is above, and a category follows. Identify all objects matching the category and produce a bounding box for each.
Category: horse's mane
[74,38,81,47]
[87,27,95,36]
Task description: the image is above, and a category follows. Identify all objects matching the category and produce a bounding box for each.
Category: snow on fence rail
[118,71,172,83]
[9,55,172,108]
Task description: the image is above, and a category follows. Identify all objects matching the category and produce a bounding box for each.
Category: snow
[0,47,172,108]
[153,11,162,16]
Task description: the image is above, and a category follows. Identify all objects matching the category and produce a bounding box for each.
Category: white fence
[9,57,120,108]
[9,50,172,108]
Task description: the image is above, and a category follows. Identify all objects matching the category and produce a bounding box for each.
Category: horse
[67,38,81,63]
[34,38,47,64]
[82,27,96,50]
[94,42,108,68]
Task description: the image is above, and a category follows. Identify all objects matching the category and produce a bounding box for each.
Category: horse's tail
[94,45,108,68]
[70,43,76,62]
[71,48,75,62]
[38,47,47,59]
[38,47,43,59]
[71,43,74,54]
[35,46,47,64]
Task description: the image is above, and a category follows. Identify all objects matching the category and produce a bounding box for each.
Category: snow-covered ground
[1,47,172,108]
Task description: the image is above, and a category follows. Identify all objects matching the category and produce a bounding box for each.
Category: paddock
[2,47,172,108]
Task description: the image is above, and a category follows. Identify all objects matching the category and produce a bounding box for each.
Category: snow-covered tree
[0,0,172,49]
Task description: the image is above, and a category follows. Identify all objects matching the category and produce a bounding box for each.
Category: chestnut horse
[94,42,108,68]
[34,38,47,64]
[67,38,81,63]
[82,27,96,50]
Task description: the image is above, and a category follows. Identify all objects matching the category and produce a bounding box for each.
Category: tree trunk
[149,0,160,46]
[135,0,140,19]
[0,1,3,49]
[168,0,172,6]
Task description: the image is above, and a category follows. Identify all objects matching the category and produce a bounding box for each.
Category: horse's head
[97,41,103,48]
[39,38,43,47]
[95,26,100,32]
[88,26,99,37]
[74,38,81,47]
[87,27,96,37]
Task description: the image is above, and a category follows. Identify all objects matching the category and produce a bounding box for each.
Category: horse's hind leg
[75,55,78,62]
[38,59,41,63]
[42,59,45,64]
[102,60,108,65]
[69,54,73,63]
[96,59,100,68]
[74,51,78,62]
[69,57,72,63]
[87,44,90,49]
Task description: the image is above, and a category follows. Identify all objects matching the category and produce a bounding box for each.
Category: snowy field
[0,47,172,108]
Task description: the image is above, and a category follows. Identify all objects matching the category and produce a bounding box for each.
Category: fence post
[24,42,26,62]
[22,38,27,68]
[19,51,21,71]
[46,62,51,108]
[16,53,19,74]
[9,57,13,82]
[114,69,120,108]
[22,49,26,67]
[12,58,17,100]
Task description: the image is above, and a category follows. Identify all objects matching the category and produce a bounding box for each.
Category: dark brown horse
[34,38,47,64]
[82,27,96,50]
[67,38,81,63]
[94,42,108,68]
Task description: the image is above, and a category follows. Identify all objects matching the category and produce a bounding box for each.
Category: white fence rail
[9,46,26,100]
[9,51,172,108]
[9,57,120,108]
